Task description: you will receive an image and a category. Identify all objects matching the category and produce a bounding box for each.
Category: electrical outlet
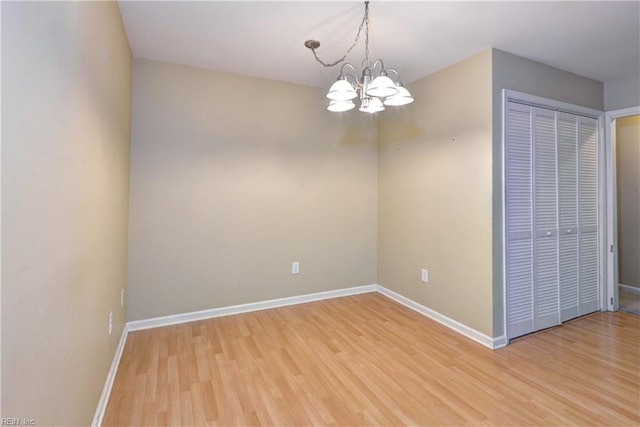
[292,261,300,274]
[121,289,125,307]
[421,268,429,283]
[108,311,113,336]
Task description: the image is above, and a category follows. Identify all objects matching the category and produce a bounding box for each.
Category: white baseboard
[491,335,508,349]
[375,285,506,350]
[127,284,378,332]
[92,323,129,427]
[619,284,640,295]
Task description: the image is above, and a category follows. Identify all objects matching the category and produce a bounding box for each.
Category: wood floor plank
[103,293,640,426]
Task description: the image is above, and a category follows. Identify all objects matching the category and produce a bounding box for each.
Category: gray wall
[605,74,640,111]
[491,49,604,337]
[2,2,132,424]
[126,59,378,321]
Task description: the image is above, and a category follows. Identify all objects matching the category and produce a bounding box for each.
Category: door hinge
[610,297,614,305]
[610,244,614,253]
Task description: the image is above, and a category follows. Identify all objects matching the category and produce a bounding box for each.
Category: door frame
[502,89,605,342]
[604,106,640,311]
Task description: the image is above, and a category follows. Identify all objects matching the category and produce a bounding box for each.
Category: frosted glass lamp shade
[326,79,357,101]
[359,97,385,113]
[327,100,356,112]
[383,86,414,106]
[366,75,399,98]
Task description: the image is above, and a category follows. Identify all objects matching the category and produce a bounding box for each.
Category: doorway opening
[605,107,640,314]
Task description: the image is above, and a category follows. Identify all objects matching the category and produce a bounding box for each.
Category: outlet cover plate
[421,269,429,283]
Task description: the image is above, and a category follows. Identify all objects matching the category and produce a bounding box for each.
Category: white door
[505,102,535,338]
[558,112,579,321]
[533,107,561,330]
[578,116,600,315]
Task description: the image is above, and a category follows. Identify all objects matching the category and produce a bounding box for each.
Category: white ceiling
[118,1,640,89]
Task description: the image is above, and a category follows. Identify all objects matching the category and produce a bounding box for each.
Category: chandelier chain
[364,1,369,64]
[309,1,370,68]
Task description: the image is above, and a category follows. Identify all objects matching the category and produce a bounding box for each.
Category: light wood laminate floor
[103,293,640,426]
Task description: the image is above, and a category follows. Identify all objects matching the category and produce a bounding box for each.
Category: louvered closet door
[558,113,580,321]
[506,102,534,338]
[506,99,600,340]
[533,107,561,331]
[578,117,599,314]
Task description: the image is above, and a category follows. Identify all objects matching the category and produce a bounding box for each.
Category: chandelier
[304,1,414,113]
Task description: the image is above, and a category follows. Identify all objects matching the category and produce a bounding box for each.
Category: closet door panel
[578,117,599,314]
[533,108,560,330]
[506,102,534,338]
[557,113,579,321]
[559,234,579,320]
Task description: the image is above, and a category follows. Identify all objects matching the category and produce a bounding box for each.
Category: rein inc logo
[1,419,36,426]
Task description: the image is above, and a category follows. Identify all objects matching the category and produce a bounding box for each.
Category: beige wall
[491,49,603,337]
[378,50,495,336]
[616,115,640,287]
[1,2,132,425]
[127,59,378,321]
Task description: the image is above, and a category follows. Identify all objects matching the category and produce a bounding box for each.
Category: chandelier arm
[306,1,370,68]
[372,59,387,75]
[340,63,361,84]
[386,68,401,82]
[386,68,399,77]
